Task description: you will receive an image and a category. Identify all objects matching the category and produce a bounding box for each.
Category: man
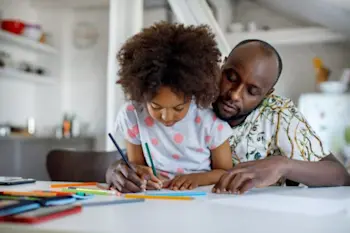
[106,39,350,193]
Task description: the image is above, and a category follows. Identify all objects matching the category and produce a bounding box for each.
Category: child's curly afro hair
[117,21,222,108]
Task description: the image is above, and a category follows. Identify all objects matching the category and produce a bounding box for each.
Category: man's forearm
[282,155,350,187]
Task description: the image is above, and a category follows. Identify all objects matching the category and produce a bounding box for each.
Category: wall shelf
[226,27,348,47]
[0,68,56,85]
[0,30,58,55]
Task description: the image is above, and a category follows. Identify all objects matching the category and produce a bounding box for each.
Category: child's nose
[161,109,174,121]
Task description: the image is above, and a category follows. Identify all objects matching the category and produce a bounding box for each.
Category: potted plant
[342,126,350,166]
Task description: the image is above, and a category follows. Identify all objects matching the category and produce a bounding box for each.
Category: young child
[115,22,233,191]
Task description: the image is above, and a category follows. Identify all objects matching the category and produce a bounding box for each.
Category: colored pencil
[0,191,68,197]
[0,195,39,201]
[33,190,87,196]
[50,182,97,188]
[145,142,157,176]
[108,133,135,171]
[82,199,145,207]
[146,191,207,197]
[124,194,193,201]
[62,187,118,196]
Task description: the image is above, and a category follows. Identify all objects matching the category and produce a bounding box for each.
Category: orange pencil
[0,191,61,197]
[50,182,97,188]
[124,194,193,201]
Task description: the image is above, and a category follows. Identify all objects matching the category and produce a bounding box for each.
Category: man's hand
[106,160,162,193]
[212,156,288,194]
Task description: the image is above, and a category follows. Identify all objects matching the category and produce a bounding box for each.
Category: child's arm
[167,139,232,190]
[114,103,161,189]
[125,141,146,165]
[125,140,162,189]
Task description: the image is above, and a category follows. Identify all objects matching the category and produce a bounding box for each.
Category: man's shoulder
[248,94,301,127]
[261,94,295,110]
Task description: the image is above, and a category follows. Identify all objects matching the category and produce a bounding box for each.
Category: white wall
[1,0,349,148]
[230,1,350,104]
[275,43,350,104]
[64,9,109,149]
[0,0,62,129]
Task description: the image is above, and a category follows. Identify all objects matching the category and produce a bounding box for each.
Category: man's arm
[283,154,350,187]
[212,99,350,194]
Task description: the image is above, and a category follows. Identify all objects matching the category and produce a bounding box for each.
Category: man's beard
[212,99,264,123]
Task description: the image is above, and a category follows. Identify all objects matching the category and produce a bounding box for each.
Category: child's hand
[135,165,163,190]
[163,174,201,190]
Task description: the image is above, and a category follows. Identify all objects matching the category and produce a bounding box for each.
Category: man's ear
[221,56,228,69]
[267,88,275,96]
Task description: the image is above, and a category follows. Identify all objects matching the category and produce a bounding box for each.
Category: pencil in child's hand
[145,142,157,176]
[108,133,135,171]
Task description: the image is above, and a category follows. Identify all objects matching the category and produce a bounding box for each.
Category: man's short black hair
[230,39,283,80]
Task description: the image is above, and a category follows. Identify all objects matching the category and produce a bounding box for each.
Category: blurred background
[0,0,350,179]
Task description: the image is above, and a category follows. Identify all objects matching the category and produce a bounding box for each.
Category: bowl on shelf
[1,19,25,35]
[23,24,42,41]
[319,81,348,94]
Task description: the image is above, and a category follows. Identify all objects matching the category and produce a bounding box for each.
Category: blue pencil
[145,191,207,197]
[82,199,145,207]
[108,133,135,171]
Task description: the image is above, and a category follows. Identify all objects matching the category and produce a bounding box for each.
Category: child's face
[146,86,191,127]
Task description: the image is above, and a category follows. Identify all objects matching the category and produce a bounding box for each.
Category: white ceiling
[256,0,350,37]
[30,0,350,38]
[30,0,167,8]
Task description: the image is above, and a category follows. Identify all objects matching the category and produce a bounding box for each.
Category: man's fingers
[120,165,144,188]
[212,172,234,193]
[229,171,255,193]
[114,171,143,193]
[109,175,123,192]
[238,179,255,194]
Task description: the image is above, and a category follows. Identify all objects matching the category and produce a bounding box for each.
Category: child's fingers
[162,180,172,189]
[180,180,192,190]
[146,180,162,190]
[171,176,187,190]
[169,176,181,190]
[189,183,198,190]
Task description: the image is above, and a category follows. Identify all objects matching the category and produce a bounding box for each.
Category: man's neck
[228,116,248,128]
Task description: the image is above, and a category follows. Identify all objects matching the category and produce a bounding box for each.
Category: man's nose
[229,84,244,102]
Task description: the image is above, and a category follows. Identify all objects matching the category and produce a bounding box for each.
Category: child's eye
[174,107,184,112]
[151,106,162,110]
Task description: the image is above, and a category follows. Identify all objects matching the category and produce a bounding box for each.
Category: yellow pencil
[124,194,193,201]
[50,182,97,188]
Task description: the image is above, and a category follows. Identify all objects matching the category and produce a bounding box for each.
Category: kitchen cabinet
[0,137,95,180]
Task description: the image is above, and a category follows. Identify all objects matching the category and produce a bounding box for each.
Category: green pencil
[145,142,157,176]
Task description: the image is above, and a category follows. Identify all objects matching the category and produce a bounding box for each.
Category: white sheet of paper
[211,194,346,216]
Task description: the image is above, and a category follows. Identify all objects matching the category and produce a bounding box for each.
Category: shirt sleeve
[273,101,329,161]
[114,102,141,145]
[207,114,232,150]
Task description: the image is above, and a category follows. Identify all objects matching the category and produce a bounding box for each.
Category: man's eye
[225,71,236,82]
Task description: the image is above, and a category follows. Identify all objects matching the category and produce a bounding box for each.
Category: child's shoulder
[117,101,146,120]
[119,101,143,113]
[192,106,227,126]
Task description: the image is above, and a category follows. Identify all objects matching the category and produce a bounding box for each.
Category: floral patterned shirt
[229,94,329,167]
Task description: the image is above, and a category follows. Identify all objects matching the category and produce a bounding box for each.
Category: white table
[0,181,350,233]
